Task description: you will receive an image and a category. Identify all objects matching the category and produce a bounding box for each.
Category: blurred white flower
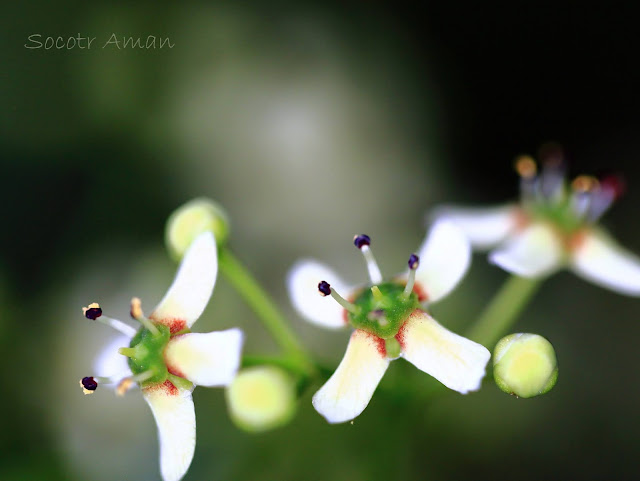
[435,149,640,295]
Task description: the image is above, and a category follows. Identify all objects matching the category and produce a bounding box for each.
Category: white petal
[143,382,196,481]
[287,259,351,329]
[414,220,471,303]
[432,204,520,249]
[164,329,244,387]
[399,310,490,393]
[489,222,563,277]
[93,335,133,380]
[312,330,389,423]
[570,229,640,296]
[151,232,218,330]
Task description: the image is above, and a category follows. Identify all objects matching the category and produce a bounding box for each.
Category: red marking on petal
[167,365,186,379]
[412,282,429,302]
[342,291,358,324]
[164,335,188,379]
[145,379,179,396]
[567,229,589,252]
[362,331,386,358]
[152,317,187,335]
[395,309,421,350]
[395,322,408,350]
[512,209,531,232]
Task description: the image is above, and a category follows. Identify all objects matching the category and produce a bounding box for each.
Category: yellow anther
[116,378,134,396]
[571,175,599,192]
[130,297,144,320]
[515,155,537,178]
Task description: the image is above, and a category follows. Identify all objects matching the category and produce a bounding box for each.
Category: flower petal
[143,382,196,481]
[432,204,520,249]
[489,222,563,277]
[414,220,471,303]
[570,229,640,296]
[164,329,244,387]
[93,335,133,381]
[151,232,218,329]
[287,259,351,329]
[399,310,490,393]
[312,330,389,423]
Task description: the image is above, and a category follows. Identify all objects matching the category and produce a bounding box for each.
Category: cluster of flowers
[79,153,640,481]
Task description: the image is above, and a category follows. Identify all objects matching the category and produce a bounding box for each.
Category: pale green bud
[165,198,230,260]
[493,333,558,398]
[225,366,297,432]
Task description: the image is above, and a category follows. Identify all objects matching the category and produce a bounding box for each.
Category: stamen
[82,303,137,338]
[403,253,420,298]
[569,176,599,219]
[82,302,102,320]
[80,376,98,395]
[353,234,371,249]
[116,370,155,396]
[515,155,537,179]
[572,175,598,193]
[538,144,566,202]
[407,253,420,270]
[78,375,118,395]
[353,234,383,284]
[318,280,331,297]
[318,280,359,314]
[515,155,539,202]
[116,378,135,396]
[130,297,160,336]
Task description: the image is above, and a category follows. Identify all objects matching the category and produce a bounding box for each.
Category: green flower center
[348,282,420,339]
[125,324,172,387]
[122,324,194,391]
[525,191,586,235]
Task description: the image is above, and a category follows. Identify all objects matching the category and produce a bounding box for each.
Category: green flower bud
[493,333,558,398]
[165,198,230,260]
[225,366,297,432]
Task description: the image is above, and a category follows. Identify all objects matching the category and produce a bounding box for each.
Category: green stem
[467,275,542,348]
[242,355,310,377]
[219,249,315,376]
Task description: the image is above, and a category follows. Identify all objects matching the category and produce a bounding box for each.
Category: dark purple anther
[81,376,98,391]
[318,281,332,297]
[353,234,371,249]
[408,253,420,270]
[84,307,102,320]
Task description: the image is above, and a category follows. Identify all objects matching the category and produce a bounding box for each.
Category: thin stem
[218,249,315,376]
[467,275,542,348]
[242,355,312,377]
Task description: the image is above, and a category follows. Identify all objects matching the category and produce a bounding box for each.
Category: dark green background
[2,2,639,480]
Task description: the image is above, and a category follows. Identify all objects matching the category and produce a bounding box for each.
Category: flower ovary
[126,324,171,387]
[348,282,419,339]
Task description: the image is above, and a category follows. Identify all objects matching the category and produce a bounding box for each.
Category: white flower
[81,232,244,481]
[434,153,640,295]
[287,221,490,424]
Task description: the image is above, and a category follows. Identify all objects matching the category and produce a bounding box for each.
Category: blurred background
[2,2,639,480]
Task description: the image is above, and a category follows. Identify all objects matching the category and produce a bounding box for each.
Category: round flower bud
[165,198,230,260]
[225,366,297,432]
[493,333,558,398]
